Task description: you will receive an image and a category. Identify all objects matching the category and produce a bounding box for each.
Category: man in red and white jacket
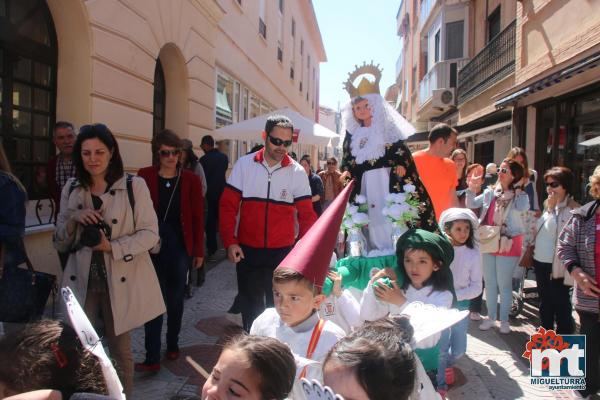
[220,115,317,331]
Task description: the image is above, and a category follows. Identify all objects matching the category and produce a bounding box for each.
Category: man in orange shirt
[413,123,459,219]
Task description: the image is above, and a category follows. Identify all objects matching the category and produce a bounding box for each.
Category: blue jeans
[437,311,470,387]
[143,238,190,363]
[482,254,519,322]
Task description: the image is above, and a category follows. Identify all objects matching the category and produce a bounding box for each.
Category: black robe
[341,130,439,233]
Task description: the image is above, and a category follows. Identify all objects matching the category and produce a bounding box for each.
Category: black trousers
[578,311,599,397]
[237,245,292,332]
[533,259,573,334]
[205,195,220,255]
[470,281,484,313]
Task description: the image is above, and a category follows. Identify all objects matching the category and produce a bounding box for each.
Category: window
[216,73,235,128]
[152,59,166,138]
[445,21,464,59]
[487,6,501,42]
[434,30,440,63]
[278,0,284,13]
[300,39,304,55]
[277,43,283,62]
[258,0,266,39]
[474,141,494,167]
[0,0,57,219]
[290,66,294,79]
[291,18,296,37]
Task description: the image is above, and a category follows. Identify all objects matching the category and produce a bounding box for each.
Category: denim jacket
[465,187,530,237]
[0,172,27,269]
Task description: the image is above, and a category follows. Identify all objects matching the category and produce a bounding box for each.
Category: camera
[79,220,112,248]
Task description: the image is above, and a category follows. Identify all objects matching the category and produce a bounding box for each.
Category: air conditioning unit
[431,88,456,108]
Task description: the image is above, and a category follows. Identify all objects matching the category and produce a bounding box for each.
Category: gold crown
[344,61,382,98]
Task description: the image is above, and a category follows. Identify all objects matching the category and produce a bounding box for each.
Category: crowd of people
[1,105,599,400]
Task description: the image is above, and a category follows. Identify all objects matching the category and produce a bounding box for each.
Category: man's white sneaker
[499,321,511,334]
[479,318,495,331]
[469,312,482,321]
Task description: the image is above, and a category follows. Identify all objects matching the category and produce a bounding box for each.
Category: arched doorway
[0,0,57,205]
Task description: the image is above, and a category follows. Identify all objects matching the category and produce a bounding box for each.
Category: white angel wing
[300,379,344,400]
[62,287,126,400]
[401,301,469,345]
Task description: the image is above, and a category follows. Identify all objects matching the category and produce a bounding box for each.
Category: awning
[458,120,511,140]
[495,50,600,108]
[579,136,600,147]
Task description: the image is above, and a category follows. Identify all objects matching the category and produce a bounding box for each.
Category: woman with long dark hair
[54,124,164,396]
[136,130,204,372]
[466,159,529,334]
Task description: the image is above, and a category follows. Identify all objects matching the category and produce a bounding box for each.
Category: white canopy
[579,135,600,147]
[214,107,339,146]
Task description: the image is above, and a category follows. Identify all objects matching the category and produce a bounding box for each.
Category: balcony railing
[457,20,516,105]
[419,58,470,106]
[259,18,267,39]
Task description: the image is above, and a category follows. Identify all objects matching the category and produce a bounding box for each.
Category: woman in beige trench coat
[53,124,165,397]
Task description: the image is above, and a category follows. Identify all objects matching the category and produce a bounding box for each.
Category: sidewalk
[129,256,584,400]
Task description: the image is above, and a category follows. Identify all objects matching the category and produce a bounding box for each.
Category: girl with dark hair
[451,149,468,191]
[532,167,579,334]
[466,158,529,334]
[323,316,418,400]
[202,335,296,400]
[436,208,482,391]
[136,129,204,372]
[0,320,108,399]
[360,229,455,388]
[54,124,165,396]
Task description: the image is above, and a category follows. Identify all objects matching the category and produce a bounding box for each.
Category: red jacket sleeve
[295,197,317,239]
[219,185,242,248]
[189,173,205,257]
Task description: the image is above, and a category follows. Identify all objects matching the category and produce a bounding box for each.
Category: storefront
[534,85,600,203]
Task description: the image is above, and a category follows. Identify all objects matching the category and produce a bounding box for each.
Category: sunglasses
[499,167,509,174]
[79,123,109,133]
[546,181,561,188]
[159,149,181,157]
[267,135,293,147]
[327,161,336,165]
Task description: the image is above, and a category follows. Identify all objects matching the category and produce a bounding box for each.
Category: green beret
[395,228,454,270]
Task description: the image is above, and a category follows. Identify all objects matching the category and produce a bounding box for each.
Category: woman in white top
[533,167,579,334]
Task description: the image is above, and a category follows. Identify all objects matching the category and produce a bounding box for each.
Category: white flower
[352,213,369,226]
[393,192,407,203]
[385,193,396,203]
[403,184,416,193]
[388,204,404,219]
[347,205,359,215]
[342,218,354,230]
[355,194,367,204]
[382,206,391,217]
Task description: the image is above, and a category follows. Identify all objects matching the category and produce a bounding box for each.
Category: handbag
[477,225,501,253]
[519,245,535,268]
[0,240,56,322]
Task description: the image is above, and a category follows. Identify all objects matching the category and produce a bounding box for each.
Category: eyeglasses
[546,181,561,188]
[499,167,509,174]
[79,123,109,133]
[267,135,293,147]
[159,149,181,157]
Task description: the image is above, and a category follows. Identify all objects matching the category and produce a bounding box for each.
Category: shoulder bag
[477,198,512,254]
[0,239,57,322]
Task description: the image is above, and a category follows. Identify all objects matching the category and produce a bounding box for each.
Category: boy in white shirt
[251,182,355,399]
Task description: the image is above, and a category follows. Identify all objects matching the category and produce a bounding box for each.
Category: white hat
[438,207,479,233]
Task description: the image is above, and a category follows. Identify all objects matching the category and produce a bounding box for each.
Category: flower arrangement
[382,185,421,229]
[342,194,369,231]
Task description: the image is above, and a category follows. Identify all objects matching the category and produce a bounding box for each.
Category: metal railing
[259,18,267,39]
[457,20,516,105]
[419,58,470,106]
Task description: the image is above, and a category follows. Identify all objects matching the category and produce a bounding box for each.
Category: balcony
[396,52,403,80]
[419,58,469,107]
[419,0,439,29]
[457,20,516,105]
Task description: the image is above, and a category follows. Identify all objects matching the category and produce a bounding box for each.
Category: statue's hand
[395,166,406,178]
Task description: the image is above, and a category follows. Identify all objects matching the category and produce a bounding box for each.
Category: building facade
[0,0,325,276]
[495,0,600,203]
[395,0,517,163]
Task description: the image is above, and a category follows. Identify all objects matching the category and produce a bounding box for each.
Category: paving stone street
[127,253,595,400]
